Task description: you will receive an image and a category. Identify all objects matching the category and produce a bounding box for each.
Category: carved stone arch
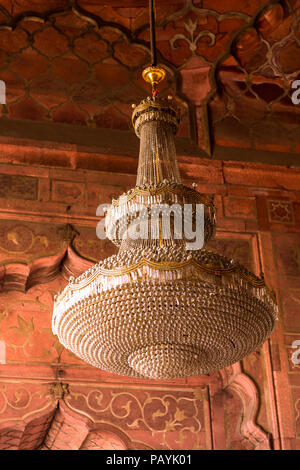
[40,400,153,450]
[0,244,93,292]
[80,429,127,450]
[79,422,153,451]
[0,220,101,293]
[219,363,270,450]
[202,0,280,155]
[40,403,90,450]
[205,0,300,156]
[0,405,57,450]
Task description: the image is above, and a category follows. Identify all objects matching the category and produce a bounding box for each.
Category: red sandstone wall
[0,157,298,450]
[0,0,299,450]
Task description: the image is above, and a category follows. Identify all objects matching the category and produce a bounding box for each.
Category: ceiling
[0,0,299,166]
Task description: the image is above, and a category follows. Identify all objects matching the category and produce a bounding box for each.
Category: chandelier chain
[149,0,157,67]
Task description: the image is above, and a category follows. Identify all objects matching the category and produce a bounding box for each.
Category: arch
[80,429,126,450]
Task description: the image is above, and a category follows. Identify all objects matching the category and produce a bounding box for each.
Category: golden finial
[142,65,166,95]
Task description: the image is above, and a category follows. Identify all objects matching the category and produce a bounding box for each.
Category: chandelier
[52,1,277,380]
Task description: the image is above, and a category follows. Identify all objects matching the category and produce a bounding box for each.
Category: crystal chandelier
[52,1,277,380]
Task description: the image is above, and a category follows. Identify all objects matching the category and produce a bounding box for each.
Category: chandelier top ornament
[52,0,277,380]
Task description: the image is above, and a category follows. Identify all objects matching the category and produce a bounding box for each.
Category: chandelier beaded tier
[52,2,277,380]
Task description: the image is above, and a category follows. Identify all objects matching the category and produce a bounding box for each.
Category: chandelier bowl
[53,247,277,379]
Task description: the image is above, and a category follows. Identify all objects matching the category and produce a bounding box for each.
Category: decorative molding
[267,200,295,225]
[49,382,69,400]
[170,19,216,53]
[57,224,79,244]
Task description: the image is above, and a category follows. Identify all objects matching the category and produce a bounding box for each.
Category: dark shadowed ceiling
[0,0,299,167]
